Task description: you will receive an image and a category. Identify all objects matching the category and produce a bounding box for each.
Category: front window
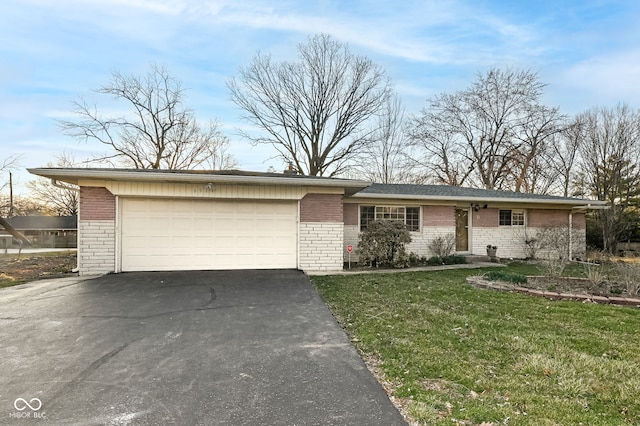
[499,209,525,226]
[360,206,420,232]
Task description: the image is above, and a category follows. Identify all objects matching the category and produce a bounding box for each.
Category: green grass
[312,265,640,425]
[484,269,528,284]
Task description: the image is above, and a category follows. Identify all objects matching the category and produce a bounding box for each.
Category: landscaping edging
[466,276,640,307]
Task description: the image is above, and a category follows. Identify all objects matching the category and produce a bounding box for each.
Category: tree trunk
[0,217,31,246]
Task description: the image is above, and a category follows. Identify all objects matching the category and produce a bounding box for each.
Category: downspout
[51,179,78,192]
[569,211,573,260]
[570,203,610,261]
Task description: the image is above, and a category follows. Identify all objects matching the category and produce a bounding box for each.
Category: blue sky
[2,0,640,191]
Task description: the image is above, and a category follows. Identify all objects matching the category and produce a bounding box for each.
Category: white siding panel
[100,181,310,200]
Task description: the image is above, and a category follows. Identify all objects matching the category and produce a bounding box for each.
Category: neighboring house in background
[28,168,607,276]
[1,215,77,248]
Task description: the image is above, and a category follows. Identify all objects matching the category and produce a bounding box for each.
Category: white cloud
[557,49,640,110]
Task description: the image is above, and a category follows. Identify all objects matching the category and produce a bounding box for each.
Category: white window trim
[359,205,422,232]
[499,209,526,227]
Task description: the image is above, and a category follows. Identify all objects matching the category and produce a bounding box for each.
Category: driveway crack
[203,286,217,307]
[47,340,136,405]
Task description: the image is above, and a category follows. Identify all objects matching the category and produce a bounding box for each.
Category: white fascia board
[350,192,608,207]
[28,168,372,193]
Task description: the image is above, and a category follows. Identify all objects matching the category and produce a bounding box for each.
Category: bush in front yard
[484,270,527,284]
[358,220,411,268]
[427,233,456,258]
[417,255,467,266]
[442,255,467,265]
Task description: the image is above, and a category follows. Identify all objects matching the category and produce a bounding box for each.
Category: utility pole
[8,172,13,218]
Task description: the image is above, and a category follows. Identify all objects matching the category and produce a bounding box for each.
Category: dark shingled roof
[359,183,594,202]
[6,216,77,230]
[39,167,355,182]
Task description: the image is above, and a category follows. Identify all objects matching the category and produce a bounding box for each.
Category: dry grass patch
[0,251,77,287]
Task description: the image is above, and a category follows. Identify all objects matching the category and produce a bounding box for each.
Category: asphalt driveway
[0,270,406,425]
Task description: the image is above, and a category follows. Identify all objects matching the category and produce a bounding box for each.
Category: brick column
[78,187,116,275]
[299,194,344,271]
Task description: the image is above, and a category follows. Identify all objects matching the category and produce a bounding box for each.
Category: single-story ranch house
[29,168,607,276]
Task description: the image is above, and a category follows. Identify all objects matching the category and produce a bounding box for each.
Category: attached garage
[26,168,369,275]
[120,198,298,271]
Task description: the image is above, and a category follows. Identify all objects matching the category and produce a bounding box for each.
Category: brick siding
[300,194,343,222]
[572,212,586,230]
[343,203,358,226]
[78,186,116,275]
[78,220,115,275]
[528,209,569,227]
[80,187,115,221]
[299,222,344,271]
[423,205,455,227]
[472,208,499,227]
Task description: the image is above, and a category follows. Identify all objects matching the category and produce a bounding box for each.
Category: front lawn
[312,265,640,425]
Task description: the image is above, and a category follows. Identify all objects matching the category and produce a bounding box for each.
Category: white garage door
[120,198,298,271]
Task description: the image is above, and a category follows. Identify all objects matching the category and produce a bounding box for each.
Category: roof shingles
[359,184,597,203]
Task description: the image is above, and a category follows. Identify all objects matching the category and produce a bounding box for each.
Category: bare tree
[576,104,640,252]
[0,196,43,218]
[509,104,566,194]
[409,68,561,191]
[60,65,236,170]
[408,92,476,186]
[228,34,391,176]
[548,118,584,197]
[200,126,239,170]
[27,153,79,217]
[0,154,21,192]
[353,95,419,183]
[0,154,23,219]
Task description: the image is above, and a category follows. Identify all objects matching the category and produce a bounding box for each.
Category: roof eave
[27,168,372,195]
[350,192,608,207]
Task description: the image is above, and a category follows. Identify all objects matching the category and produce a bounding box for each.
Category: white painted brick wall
[344,225,360,258]
[407,227,457,256]
[472,227,523,258]
[472,226,587,259]
[79,220,115,275]
[344,225,457,262]
[344,225,587,261]
[299,222,343,272]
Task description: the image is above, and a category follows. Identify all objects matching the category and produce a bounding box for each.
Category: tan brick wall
[343,203,358,226]
[528,209,570,227]
[299,222,343,271]
[300,194,343,223]
[80,187,115,221]
[472,208,499,227]
[423,205,455,227]
[573,212,586,230]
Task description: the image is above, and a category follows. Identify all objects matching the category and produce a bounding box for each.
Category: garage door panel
[120,198,297,271]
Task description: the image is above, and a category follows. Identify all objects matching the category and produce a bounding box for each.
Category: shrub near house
[358,220,411,268]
